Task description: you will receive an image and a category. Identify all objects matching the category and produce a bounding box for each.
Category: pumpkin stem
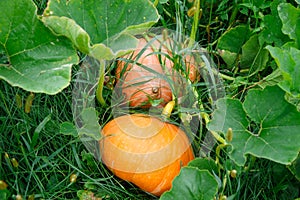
[162,100,175,119]
[95,59,106,106]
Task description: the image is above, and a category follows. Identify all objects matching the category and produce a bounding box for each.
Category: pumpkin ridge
[100,114,193,174]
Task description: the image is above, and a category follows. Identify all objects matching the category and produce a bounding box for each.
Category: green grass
[1,0,300,199]
[221,156,300,200]
[0,80,156,199]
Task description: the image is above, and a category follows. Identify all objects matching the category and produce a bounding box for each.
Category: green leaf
[258,68,283,89]
[89,33,137,60]
[208,86,300,166]
[239,0,271,10]
[278,3,300,47]
[188,158,218,174]
[79,108,101,140]
[266,46,300,97]
[187,158,220,187]
[60,122,78,137]
[217,25,250,67]
[259,0,290,46]
[0,0,78,94]
[42,0,159,60]
[218,25,250,53]
[218,50,237,67]
[160,167,218,200]
[240,34,269,74]
[285,93,300,112]
[243,86,300,164]
[207,98,250,165]
[76,107,102,160]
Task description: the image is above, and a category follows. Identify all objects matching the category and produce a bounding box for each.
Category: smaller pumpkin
[115,37,199,108]
[99,113,194,196]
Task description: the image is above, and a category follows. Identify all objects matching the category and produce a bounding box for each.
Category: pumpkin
[115,37,199,108]
[99,114,194,196]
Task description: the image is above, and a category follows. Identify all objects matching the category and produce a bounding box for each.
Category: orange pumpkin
[115,37,199,108]
[99,114,194,196]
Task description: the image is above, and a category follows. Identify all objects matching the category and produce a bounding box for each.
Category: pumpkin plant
[99,101,194,196]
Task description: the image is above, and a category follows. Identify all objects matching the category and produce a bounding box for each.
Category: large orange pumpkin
[115,37,199,108]
[99,114,194,196]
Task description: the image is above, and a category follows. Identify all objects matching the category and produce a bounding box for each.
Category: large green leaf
[278,3,300,47]
[160,167,218,200]
[207,98,250,165]
[217,25,250,68]
[217,25,250,53]
[208,86,300,166]
[188,158,219,174]
[243,86,300,164]
[259,0,290,46]
[0,0,78,94]
[266,46,300,97]
[42,0,160,60]
[240,34,269,74]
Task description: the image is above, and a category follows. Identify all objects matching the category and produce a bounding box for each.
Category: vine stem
[229,1,239,26]
[210,130,227,145]
[220,73,236,81]
[188,0,201,47]
[95,59,106,106]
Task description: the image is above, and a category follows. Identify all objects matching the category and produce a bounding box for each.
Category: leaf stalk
[95,59,106,106]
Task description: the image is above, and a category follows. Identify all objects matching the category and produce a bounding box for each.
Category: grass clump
[0,81,154,199]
